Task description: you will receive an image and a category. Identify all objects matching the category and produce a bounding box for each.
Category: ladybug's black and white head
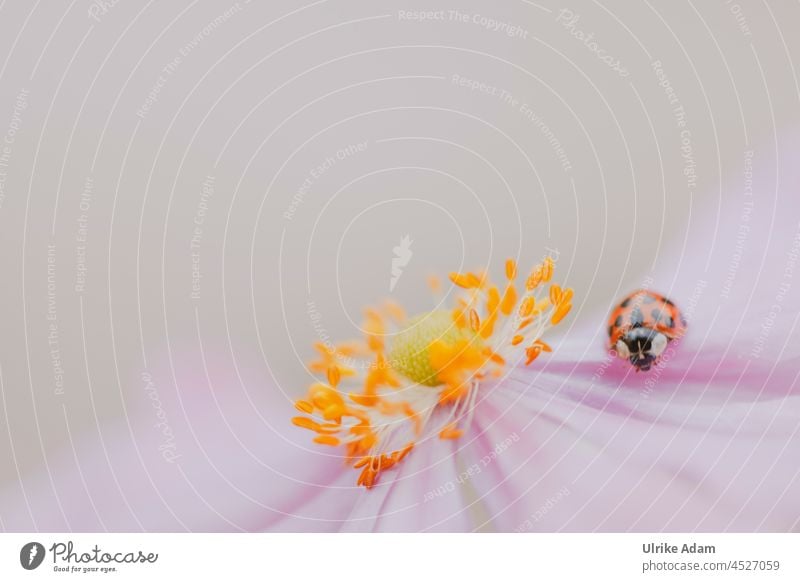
[614,327,668,372]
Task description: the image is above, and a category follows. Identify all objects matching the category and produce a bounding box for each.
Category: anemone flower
[290,255,573,491]
[2,137,799,533]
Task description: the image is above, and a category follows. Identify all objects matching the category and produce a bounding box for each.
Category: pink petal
[1,349,359,531]
[459,377,800,531]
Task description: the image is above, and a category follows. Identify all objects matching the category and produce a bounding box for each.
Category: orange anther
[487,285,500,307]
[479,311,498,339]
[322,404,344,422]
[505,259,517,280]
[349,393,379,407]
[294,400,313,414]
[291,417,321,431]
[517,316,534,330]
[525,345,542,365]
[469,308,481,332]
[549,284,562,306]
[526,268,542,290]
[467,272,484,288]
[542,257,554,282]
[398,443,414,461]
[485,349,505,365]
[519,296,534,317]
[313,435,340,446]
[383,300,406,323]
[439,423,464,440]
[450,272,479,289]
[551,302,572,324]
[327,365,341,388]
[501,283,518,316]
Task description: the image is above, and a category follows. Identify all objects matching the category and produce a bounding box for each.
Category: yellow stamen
[292,255,573,489]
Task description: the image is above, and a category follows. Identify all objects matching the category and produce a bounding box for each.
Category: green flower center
[387,310,483,386]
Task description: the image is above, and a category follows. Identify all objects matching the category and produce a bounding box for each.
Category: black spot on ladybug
[650,308,663,322]
[664,316,674,328]
[663,297,675,307]
[608,325,614,337]
[630,306,644,327]
[620,297,632,308]
[614,315,623,328]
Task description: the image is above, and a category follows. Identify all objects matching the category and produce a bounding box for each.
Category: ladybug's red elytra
[607,290,687,371]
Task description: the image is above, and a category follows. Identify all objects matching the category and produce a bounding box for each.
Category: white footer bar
[1,533,797,581]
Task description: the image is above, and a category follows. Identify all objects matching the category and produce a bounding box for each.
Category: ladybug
[607,290,687,372]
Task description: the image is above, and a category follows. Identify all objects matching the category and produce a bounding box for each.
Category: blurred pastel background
[0,0,799,531]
